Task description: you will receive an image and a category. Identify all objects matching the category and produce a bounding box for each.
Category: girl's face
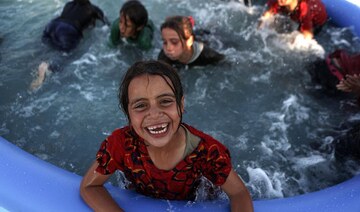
[119,13,137,38]
[161,28,189,61]
[128,74,184,148]
[277,0,293,6]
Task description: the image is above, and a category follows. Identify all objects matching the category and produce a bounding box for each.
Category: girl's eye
[133,103,147,111]
[160,99,174,106]
[170,40,179,45]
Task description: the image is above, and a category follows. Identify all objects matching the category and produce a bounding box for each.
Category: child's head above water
[160,16,196,62]
[119,0,148,38]
[119,60,184,123]
[161,16,195,46]
[74,0,90,4]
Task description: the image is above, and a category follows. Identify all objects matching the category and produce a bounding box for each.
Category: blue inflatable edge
[1,135,360,212]
[322,0,360,37]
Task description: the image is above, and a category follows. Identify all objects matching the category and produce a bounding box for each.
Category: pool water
[1,0,360,200]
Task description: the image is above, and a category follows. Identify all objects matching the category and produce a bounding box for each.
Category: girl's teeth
[147,124,168,134]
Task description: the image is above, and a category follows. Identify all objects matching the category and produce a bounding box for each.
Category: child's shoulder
[183,124,227,148]
[109,126,133,140]
[147,19,155,30]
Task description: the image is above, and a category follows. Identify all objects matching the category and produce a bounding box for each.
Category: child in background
[258,0,327,40]
[108,0,154,51]
[308,50,360,161]
[30,0,108,90]
[158,16,225,69]
[80,60,254,212]
[307,49,360,96]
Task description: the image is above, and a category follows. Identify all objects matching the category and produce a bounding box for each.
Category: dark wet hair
[74,0,89,4]
[306,59,339,91]
[119,60,184,122]
[160,16,195,46]
[120,0,148,30]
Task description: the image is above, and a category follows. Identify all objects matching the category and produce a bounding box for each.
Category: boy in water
[30,0,108,90]
[108,0,154,51]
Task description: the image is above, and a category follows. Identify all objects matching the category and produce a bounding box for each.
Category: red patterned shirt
[267,0,327,33]
[95,123,232,200]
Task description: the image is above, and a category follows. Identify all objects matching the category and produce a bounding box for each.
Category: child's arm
[108,18,121,47]
[258,10,273,29]
[92,5,110,26]
[302,29,314,40]
[136,20,154,51]
[80,161,124,212]
[262,11,273,20]
[221,169,254,212]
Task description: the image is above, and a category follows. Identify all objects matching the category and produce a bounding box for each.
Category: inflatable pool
[1,1,360,211]
[1,136,360,212]
[322,0,360,37]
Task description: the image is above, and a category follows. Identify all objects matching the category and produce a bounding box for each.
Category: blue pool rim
[1,135,360,212]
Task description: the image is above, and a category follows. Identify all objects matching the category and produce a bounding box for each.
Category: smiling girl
[80,60,253,212]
